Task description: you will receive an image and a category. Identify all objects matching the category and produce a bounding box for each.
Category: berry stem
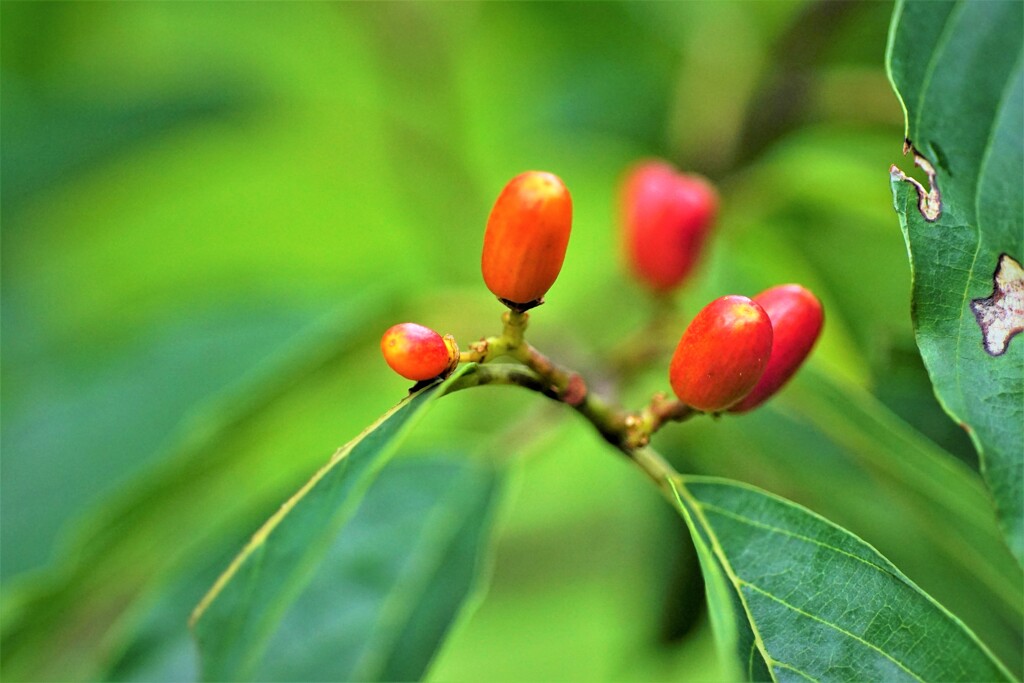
[452,309,697,464]
[624,393,697,449]
[446,362,680,494]
[458,310,587,406]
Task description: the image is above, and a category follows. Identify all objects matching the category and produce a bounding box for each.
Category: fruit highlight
[381,323,458,381]
[669,295,773,412]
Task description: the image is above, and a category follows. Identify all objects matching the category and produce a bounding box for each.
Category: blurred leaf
[263,454,504,682]
[105,453,504,683]
[191,365,482,681]
[0,300,345,581]
[425,411,725,683]
[101,543,240,683]
[0,74,253,213]
[671,476,1013,682]
[871,340,978,468]
[887,0,1024,564]
[0,298,397,682]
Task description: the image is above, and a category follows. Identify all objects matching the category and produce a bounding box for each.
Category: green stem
[632,446,681,499]
[447,363,685,493]
[450,309,697,485]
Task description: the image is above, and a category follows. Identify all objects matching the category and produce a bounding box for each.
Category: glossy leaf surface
[671,476,1013,682]
[887,0,1024,564]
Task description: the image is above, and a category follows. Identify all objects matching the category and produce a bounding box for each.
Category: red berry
[729,284,823,413]
[482,171,573,307]
[669,295,773,412]
[621,160,717,292]
[381,323,457,381]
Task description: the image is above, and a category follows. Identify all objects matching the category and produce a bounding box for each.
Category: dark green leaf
[675,496,765,682]
[190,365,484,681]
[661,367,1023,671]
[258,454,503,682]
[0,300,341,580]
[105,453,503,683]
[672,476,1013,682]
[887,0,1024,564]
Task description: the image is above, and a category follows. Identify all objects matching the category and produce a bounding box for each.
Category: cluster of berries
[381,164,822,415]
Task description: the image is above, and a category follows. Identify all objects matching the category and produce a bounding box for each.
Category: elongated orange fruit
[482,171,573,307]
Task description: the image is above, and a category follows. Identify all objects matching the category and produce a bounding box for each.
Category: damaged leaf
[889,141,941,221]
[970,253,1024,357]
[886,0,1024,565]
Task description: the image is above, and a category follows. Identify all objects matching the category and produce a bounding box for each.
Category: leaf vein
[740,581,926,683]
[955,46,1024,408]
[912,0,967,139]
[772,659,821,683]
[669,479,780,683]
[698,501,898,578]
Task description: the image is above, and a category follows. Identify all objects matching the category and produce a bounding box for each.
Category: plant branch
[450,309,699,489]
[446,362,693,491]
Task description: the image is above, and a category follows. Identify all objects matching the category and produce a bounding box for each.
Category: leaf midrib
[675,477,1013,683]
[911,0,966,141]
[671,479,780,683]
[699,502,899,578]
[953,46,1024,420]
[740,582,925,683]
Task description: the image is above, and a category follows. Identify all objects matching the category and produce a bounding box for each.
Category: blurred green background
[3,2,1018,681]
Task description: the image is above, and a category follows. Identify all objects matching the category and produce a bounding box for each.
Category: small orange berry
[621,160,717,292]
[381,323,457,381]
[729,284,823,413]
[481,171,573,307]
[669,295,773,412]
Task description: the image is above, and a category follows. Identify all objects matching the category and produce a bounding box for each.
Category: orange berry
[729,285,823,413]
[381,323,457,381]
[621,160,717,292]
[481,171,573,307]
[669,295,773,412]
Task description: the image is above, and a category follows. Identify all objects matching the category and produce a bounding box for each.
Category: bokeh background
[4,2,1017,681]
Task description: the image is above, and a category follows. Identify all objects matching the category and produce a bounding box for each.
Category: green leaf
[673,489,767,682]
[190,364,488,681]
[662,367,1024,671]
[260,454,503,682]
[886,0,1024,564]
[106,453,503,683]
[671,476,1013,682]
